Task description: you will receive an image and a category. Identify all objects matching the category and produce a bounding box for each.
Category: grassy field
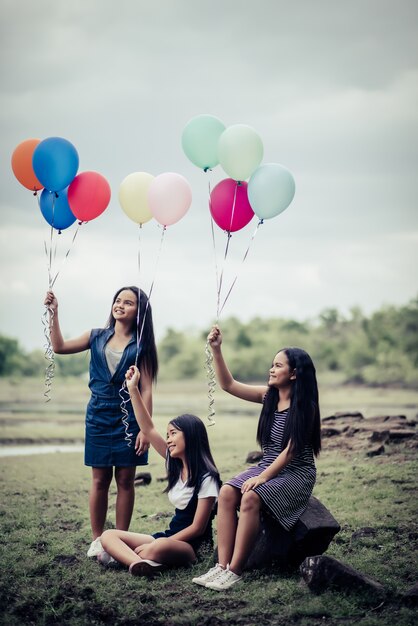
[0,377,417,626]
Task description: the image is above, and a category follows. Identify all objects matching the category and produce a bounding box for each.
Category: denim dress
[84,328,149,468]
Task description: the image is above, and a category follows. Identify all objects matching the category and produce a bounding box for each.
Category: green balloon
[182,114,226,170]
[248,163,295,220]
[218,124,264,181]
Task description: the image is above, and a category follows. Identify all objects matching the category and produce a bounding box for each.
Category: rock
[244,496,340,570]
[246,450,263,463]
[322,411,364,422]
[388,429,417,441]
[369,430,390,443]
[366,445,385,457]
[134,472,152,486]
[321,427,344,438]
[300,555,386,598]
[402,582,418,606]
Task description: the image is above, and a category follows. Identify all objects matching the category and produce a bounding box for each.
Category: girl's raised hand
[207,325,222,348]
[44,290,58,311]
[126,365,140,390]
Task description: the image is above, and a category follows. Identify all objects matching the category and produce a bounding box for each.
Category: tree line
[1,298,417,387]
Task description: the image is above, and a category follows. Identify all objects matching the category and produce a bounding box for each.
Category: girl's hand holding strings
[207,325,222,348]
[44,290,58,312]
[126,365,140,391]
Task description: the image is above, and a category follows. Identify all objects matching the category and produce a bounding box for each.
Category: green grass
[0,377,417,625]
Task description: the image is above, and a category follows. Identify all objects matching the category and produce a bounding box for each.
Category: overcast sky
[1,0,417,350]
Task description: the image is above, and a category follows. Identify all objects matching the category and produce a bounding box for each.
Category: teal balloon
[218,124,263,181]
[248,163,295,220]
[181,114,226,170]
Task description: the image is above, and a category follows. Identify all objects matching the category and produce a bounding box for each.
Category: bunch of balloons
[118,171,192,228]
[182,114,296,232]
[11,137,111,231]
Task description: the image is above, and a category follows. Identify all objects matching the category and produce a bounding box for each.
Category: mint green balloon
[218,124,264,181]
[182,114,226,170]
[248,163,295,220]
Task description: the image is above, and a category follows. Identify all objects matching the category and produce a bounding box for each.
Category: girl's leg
[136,537,196,567]
[228,490,262,575]
[216,485,242,567]
[114,466,136,530]
[89,467,113,538]
[101,529,154,567]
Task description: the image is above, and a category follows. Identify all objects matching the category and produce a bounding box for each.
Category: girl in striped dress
[193,325,321,591]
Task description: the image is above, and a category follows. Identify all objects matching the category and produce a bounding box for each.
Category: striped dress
[227,409,316,531]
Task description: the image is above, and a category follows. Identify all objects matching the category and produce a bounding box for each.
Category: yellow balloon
[119,172,154,224]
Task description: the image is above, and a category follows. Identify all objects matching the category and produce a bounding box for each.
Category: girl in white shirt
[100,365,221,576]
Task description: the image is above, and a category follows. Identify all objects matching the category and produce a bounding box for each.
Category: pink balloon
[68,171,111,222]
[210,178,254,232]
[148,173,192,226]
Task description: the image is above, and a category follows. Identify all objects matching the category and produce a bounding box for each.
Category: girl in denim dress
[44,286,158,558]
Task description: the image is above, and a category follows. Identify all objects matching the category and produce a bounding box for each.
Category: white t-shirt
[168,475,220,511]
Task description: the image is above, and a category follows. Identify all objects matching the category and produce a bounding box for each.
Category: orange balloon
[11,139,44,191]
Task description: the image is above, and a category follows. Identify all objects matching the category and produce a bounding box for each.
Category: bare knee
[115,468,135,491]
[101,529,118,549]
[219,485,241,509]
[240,491,261,514]
[92,470,112,491]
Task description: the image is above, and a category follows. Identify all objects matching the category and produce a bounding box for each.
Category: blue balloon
[248,163,295,220]
[39,188,76,231]
[33,137,79,192]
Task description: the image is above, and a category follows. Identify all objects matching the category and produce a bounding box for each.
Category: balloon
[119,172,154,224]
[39,188,76,231]
[11,139,44,191]
[218,124,263,181]
[210,178,254,232]
[68,171,111,222]
[148,173,192,227]
[248,163,296,220]
[32,137,79,192]
[181,114,226,170]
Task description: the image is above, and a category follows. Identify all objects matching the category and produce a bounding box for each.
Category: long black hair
[106,286,158,381]
[165,414,221,493]
[256,347,321,457]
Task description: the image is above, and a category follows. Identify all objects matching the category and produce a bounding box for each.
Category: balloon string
[40,193,57,400]
[218,219,263,317]
[51,223,82,288]
[42,306,55,403]
[216,182,238,320]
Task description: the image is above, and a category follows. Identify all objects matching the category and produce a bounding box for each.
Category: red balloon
[68,171,111,222]
[210,178,254,232]
[11,138,44,191]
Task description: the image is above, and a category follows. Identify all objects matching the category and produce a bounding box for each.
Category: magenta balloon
[210,179,254,232]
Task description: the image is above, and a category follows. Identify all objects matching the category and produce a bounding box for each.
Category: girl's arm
[168,497,216,543]
[241,442,295,492]
[44,291,90,354]
[134,364,153,455]
[126,366,167,458]
[208,325,267,404]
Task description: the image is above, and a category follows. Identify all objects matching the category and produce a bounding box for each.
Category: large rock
[300,554,386,598]
[244,496,340,570]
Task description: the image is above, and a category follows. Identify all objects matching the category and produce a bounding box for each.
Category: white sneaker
[205,566,242,591]
[129,559,165,577]
[87,537,103,558]
[192,564,225,587]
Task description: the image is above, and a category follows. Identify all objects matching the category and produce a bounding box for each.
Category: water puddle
[0,444,84,458]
